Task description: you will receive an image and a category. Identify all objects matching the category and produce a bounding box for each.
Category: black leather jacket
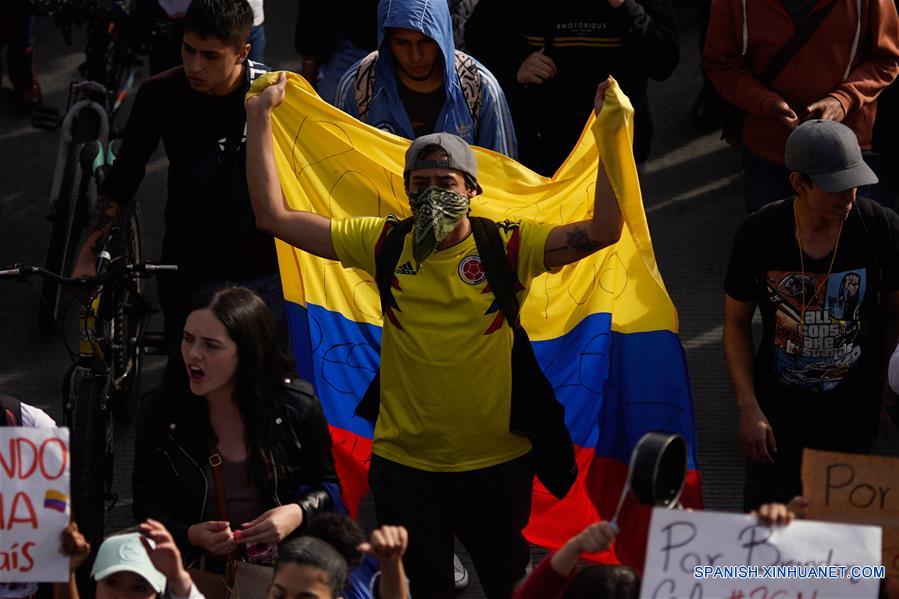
[133,377,341,560]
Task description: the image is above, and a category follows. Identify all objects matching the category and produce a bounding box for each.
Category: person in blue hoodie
[334,0,517,158]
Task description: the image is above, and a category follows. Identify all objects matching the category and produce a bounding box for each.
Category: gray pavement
[2,2,896,596]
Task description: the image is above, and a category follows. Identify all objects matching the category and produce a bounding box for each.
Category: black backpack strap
[758,1,837,86]
[470,217,521,328]
[356,217,414,423]
[470,217,578,498]
[374,217,414,316]
[0,394,23,427]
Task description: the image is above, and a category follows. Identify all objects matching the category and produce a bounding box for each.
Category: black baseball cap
[784,120,878,193]
[403,133,483,194]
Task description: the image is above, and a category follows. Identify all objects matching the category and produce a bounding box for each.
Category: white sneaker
[453,553,470,590]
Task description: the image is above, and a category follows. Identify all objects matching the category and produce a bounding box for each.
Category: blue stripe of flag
[286,302,697,469]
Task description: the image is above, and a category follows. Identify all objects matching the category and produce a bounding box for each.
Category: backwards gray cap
[403,132,483,194]
[784,120,878,193]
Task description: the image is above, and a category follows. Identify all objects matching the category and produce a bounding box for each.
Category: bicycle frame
[47,9,143,212]
[48,81,110,212]
[78,291,105,360]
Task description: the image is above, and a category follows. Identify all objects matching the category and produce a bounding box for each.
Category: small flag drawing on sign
[44,489,68,513]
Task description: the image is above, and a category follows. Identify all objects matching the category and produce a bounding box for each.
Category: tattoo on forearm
[547,227,602,254]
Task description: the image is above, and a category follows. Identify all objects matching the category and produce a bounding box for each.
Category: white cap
[90,533,166,593]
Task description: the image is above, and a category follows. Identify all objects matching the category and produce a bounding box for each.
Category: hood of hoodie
[368,0,480,140]
[377,0,456,90]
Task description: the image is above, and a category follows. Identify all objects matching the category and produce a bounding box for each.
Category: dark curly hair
[185,0,253,48]
[304,513,366,568]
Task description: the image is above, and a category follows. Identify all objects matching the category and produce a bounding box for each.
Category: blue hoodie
[335,0,517,158]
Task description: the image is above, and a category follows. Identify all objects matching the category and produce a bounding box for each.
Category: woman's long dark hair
[163,286,296,481]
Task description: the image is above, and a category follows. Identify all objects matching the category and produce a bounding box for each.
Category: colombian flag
[44,489,68,513]
[250,73,702,570]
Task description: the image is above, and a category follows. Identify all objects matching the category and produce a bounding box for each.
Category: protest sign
[0,427,70,583]
[642,508,882,599]
[802,448,899,577]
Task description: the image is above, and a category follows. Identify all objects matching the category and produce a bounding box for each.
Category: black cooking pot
[626,432,687,508]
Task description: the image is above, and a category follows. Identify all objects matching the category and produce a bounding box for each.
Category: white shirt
[20,403,56,428]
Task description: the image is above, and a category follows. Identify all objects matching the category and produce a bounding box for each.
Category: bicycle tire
[65,367,109,567]
[106,207,144,419]
[41,144,88,330]
[40,110,100,330]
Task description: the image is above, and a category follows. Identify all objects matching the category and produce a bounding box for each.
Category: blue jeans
[248,24,265,64]
[741,146,886,214]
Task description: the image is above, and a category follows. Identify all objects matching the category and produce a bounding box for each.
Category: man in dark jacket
[72,0,283,347]
[703,0,899,213]
[465,0,678,175]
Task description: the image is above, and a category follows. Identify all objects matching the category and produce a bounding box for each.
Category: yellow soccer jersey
[331,216,555,471]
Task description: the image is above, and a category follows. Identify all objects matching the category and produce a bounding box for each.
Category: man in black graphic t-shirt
[724,120,899,511]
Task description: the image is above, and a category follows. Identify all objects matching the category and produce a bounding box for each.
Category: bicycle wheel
[65,366,109,560]
[105,208,145,419]
[41,112,100,330]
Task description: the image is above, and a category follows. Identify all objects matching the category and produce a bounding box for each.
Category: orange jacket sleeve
[701,0,783,119]
[828,0,899,115]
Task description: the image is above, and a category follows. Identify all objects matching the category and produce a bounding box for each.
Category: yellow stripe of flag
[251,73,678,338]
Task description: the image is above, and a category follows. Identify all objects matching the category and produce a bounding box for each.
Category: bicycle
[0,220,175,564]
[34,0,167,331]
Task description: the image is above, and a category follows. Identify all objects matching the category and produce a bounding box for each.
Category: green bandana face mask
[408,185,470,265]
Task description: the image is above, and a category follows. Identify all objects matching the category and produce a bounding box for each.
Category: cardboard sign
[802,448,899,577]
[0,427,70,583]
[642,508,882,599]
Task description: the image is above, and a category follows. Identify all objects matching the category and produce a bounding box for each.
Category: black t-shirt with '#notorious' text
[724,197,899,448]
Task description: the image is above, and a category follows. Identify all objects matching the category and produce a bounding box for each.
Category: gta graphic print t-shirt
[765,266,866,393]
[725,197,899,446]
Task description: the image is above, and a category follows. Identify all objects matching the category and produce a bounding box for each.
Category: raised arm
[543,80,623,269]
[245,72,338,261]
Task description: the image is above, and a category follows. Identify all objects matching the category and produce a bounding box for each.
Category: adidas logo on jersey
[395,261,418,275]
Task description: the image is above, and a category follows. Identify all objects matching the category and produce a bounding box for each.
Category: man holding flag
[246,72,622,598]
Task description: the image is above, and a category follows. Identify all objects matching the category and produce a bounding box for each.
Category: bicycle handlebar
[0,263,178,285]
